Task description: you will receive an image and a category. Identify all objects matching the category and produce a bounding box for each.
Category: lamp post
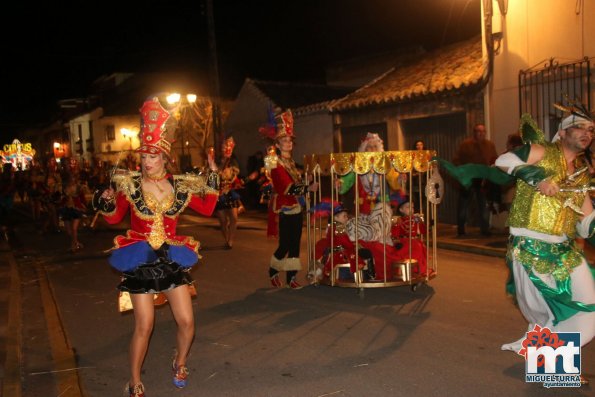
[166,93,197,172]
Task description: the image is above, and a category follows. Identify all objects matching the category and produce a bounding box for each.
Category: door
[400,113,467,225]
[341,123,387,153]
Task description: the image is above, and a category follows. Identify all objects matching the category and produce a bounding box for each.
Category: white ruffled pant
[502,229,595,351]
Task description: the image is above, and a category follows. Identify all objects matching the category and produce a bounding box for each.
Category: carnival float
[303,149,443,294]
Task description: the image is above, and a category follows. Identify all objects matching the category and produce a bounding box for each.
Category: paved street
[1,207,593,396]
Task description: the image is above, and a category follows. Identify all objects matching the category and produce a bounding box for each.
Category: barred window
[106,125,115,141]
[519,58,591,139]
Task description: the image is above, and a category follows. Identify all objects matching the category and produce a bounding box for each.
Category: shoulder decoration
[264,154,278,173]
[112,170,140,195]
[112,171,153,216]
[519,113,546,145]
[174,173,218,196]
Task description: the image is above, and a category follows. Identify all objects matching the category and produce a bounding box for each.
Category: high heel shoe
[69,242,84,253]
[172,359,189,388]
[124,382,145,397]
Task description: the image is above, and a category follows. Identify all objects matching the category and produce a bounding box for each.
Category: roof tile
[331,36,485,111]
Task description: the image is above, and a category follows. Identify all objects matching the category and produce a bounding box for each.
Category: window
[519,58,591,139]
[106,125,115,141]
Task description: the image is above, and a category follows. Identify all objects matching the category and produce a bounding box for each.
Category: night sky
[0,0,481,140]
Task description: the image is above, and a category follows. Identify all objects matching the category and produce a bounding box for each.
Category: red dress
[95,172,219,311]
[270,157,305,213]
[314,222,366,278]
[102,174,218,255]
[315,222,409,281]
[267,156,305,239]
[390,215,428,275]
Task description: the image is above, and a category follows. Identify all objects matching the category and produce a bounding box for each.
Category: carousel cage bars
[304,151,439,288]
[519,58,591,137]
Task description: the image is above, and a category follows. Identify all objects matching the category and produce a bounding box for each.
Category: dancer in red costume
[314,199,408,281]
[313,201,375,281]
[93,96,219,397]
[391,200,428,276]
[260,108,319,289]
[261,145,278,238]
[210,136,244,249]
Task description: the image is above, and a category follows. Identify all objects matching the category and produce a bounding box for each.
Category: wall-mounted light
[120,127,139,150]
[53,141,65,158]
[120,127,137,139]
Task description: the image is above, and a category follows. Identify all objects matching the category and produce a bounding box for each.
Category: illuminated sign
[1,139,36,170]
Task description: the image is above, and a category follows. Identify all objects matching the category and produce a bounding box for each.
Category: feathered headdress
[258,105,295,141]
[553,97,593,130]
[310,198,346,218]
[275,109,294,140]
[259,104,278,141]
[389,191,408,210]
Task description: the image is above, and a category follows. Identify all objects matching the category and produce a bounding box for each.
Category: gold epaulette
[112,170,139,196]
[264,154,278,173]
[174,173,218,196]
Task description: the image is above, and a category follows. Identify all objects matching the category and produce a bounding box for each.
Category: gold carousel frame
[303,150,442,293]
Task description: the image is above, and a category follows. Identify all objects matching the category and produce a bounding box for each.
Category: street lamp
[166,92,197,171]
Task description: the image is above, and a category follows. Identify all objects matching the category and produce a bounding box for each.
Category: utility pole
[206,0,223,157]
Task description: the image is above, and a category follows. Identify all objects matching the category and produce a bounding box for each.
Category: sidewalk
[233,207,510,258]
[235,206,510,256]
[0,235,20,396]
[435,223,507,258]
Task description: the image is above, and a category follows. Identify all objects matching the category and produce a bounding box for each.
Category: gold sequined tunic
[508,142,590,238]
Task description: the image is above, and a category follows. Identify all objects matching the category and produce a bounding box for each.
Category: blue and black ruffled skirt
[111,242,196,294]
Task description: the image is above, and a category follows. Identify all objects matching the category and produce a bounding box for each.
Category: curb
[1,240,22,397]
[437,241,506,258]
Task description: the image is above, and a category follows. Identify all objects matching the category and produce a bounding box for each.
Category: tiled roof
[330,36,486,111]
[249,79,354,114]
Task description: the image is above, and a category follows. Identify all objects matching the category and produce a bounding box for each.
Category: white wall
[69,108,103,164]
[487,0,594,152]
[223,82,273,175]
[97,114,139,159]
[224,81,336,175]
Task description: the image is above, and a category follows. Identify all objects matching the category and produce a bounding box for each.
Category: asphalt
[2,201,595,396]
[0,202,509,395]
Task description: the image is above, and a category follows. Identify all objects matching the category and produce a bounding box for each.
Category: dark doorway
[341,123,387,153]
[400,113,467,225]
